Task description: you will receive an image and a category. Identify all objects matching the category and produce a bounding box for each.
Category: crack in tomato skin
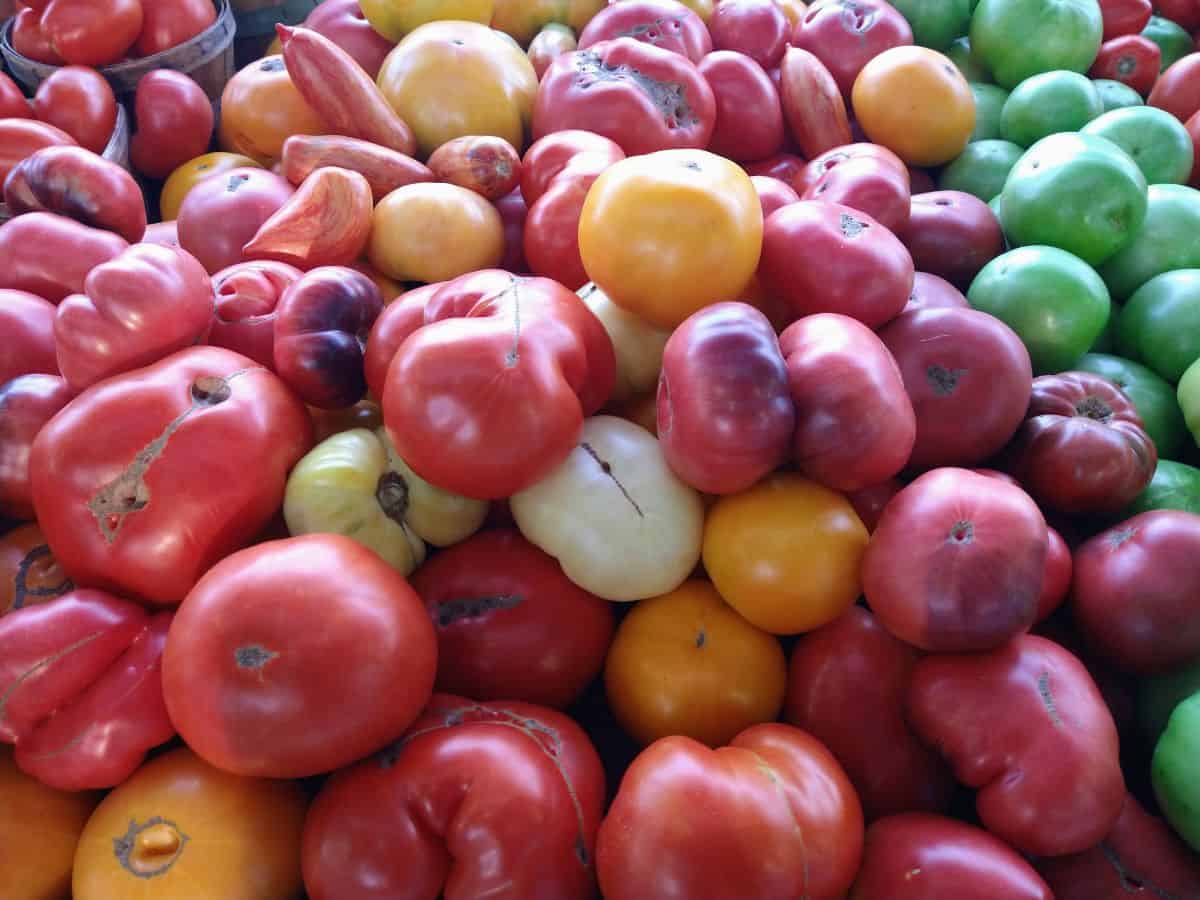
[0,630,105,733]
[434,593,524,626]
[1037,670,1064,728]
[572,49,699,130]
[1098,841,1181,900]
[580,442,645,518]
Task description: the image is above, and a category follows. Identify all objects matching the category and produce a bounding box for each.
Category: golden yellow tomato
[159,152,263,221]
[702,473,869,635]
[73,748,307,900]
[578,149,763,330]
[376,21,538,158]
[361,0,495,42]
[604,580,787,747]
[368,182,504,282]
[491,0,604,45]
[218,56,328,166]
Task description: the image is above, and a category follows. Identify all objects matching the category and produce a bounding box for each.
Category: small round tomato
[360,0,493,41]
[177,168,296,274]
[159,152,264,222]
[427,135,522,200]
[219,56,328,165]
[41,0,142,66]
[130,70,215,180]
[791,0,913,99]
[698,50,786,163]
[703,473,869,635]
[31,65,116,155]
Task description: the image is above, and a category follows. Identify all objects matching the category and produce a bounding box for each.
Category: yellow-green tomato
[578,282,671,407]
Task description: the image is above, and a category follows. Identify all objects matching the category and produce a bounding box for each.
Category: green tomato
[948,36,992,82]
[1143,15,1195,71]
[1000,70,1104,147]
[1116,270,1200,383]
[1081,106,1196,185]
[890,0,972,50]
[938,139,1024,201]
[969,0,1103,89]
[1153,692,1200,852]
[1093,78,1146,112]
[969,83,1009,141]
[1128,460,1200,517]
[998,132,1148,266]
[1074,353,1186,459]
[967,245,1111,374]
[1099,184,1200,300]
[1178,356,1200,446]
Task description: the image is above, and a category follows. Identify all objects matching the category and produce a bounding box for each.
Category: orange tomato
[578,148,763,330]
[0,747,98,900]
[703,473,869,635]
[361,0,494,41]
[73,748,307,900]
[852,45,976,167]
[368,182,504,282]
[0,523,72,618]
[219,56,328,165]
[491,0,605,44]
[375,21,538,158]
[159,151,263,221]
[604,580,787,747]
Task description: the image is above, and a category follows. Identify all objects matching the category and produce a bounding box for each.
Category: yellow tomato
[218,55,328,166]
[0,747,97,900]
[579,281,671,406]
[361,0,495,42]
[73,748,307,900]
[376,21,538,158]
[349,259,405,303]
[159,152,263,221]
[774,0,807,26]
[578,149,763,330]
[368,182,504,282]
[491,0,604,45]
[703,473,869,635]
[604,580,787,747]
[852,45,976,167]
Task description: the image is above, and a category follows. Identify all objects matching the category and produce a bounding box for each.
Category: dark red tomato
[851,814,1054,900]
[751,174,800,218]
[304,0,396,78]
[1037,525,1072,622]
[785,608,954,821]
[1149,52,1200,122]
[208,260,303,370]
[494,187,529,273]
[1037,793,1200,899]
[906,191,1005,288]
[135,0,214,56]
[708,0,790,68]
[577,0,712,62]
[744,151,808,192]
[0,375,72,521]
[0,291,58,385]
[903,271,968,313]
[533,39,717,156]
[0,119,76,183]
[907,634,1126,857]
[657,302,794,494]
[1100,0,1152,39]
[410,528,614,709]
[129,70,215,179]
[177,168,297,274]
[791,0,914,100]
[801,152,911,236]
[863,467,1048,652]
[0,212,126,304]
[699,50,786,162]
[597,724,864,900]
[363,282,442,400]
[878,308,1033,469]
[1072,510,1200,673]
[1004,372,1157,514]
[40,0,143,67]
[1156,0,1200,30]
[847,479,902,531]
[0,72,30,119]
[759,200,914,329]
[302,696,606,900]
[796,142,908,195]
[11,7,63,64]
[31,66,117,155]
[780,313,915,491]
[1088,35,1161,96]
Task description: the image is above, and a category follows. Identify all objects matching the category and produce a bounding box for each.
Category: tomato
[703,473,868,634]
[745,150,808,190]
[0,523,71,619]
[528,22,579,77]
[579,0,711,60]
[368,182,505,282]
[72,747,307,900]
[304,0,395,78]
[1144,15,1195,69]
[0,375,72,522]
[1083,106,1196,187]
[886,0,971,49]
[1036,524,1073,621]
[969,0,1103,89]
[0,291,56,386]
[1117,269,1200,382]
[31,67,115,156]
[40,0,142,66]
[0,71,29,121]
[1148,52,1200,120]
[879,308,1032,469]
[791,0,912,99]
[905,271,968,312]
[206,260,301,369]
[1089,34,1162,94]
[905,191,1003,289]
[1100,0,1153,39]
[597,724,863,900]
[492,0,604,46]
[785,608,954,820]
[134,0,214,56]
[0,213,127,304]
[1000,71,1105,148]
[580,282,671,406]
[361,0,493,41]
[699,50,786,163]
[708,0,789,67]
[1099,184,1200,301]
[1156,0,1200,30]
[1154,691,1200,853]
[177,167,296,274]
[377,21,538,158]
[427,135,522,201]
[1074,352,1186,460]
[777,46,853,159]
[0,119,76,185]
[11,7,63,64]
[129,70,214,180]
[751,174,800,217]
[159,152,262,222]
[219,56,328,165]
[799,149,911,237]
[302,696,606,900]
[363,282,443,399]
[852,814,1054,899]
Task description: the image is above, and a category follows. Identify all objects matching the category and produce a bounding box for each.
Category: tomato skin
[908,634,1126,857]
[129,70,215,180]
[851,813,1054,899]
[0,374,72,521]
[177,168,296,274]
[135,0,214,56]
[800,150,911,238]
[698,50,786,162]
[0,290,58,385]
[41,0,143,66]
[494,187,528,273]
[302,695,606,900]
[0,118,76,183]
[796,141,907,194]
[533,38,717,156]
[304,0,396,78]
[412,528,613,709]
[29,346,314,605]
[1156,0,1200,30]
[708,0,789,68]
[904,271,967,313]
[363,282,443,400]
[744,150,807,191]
[780,313,915,491]
[597,724,863,900]
[577,0,713,62]
[12,7,63,64]
[750,174,799,218]
[791,0,913,99]
[1100,0,1152,39]
[208,260,303,370]
[1149,52,1200,123]
[1036,525,1072,622]
[219,56,327,165]
[0,524,72,618]
[0,71,30,119]
[0,213,127,304]
[160,152,263,221]
[905,190,1004,288]
[1089,34,1162,94]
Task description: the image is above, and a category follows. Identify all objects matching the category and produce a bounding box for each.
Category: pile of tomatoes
[4,0,1200,897]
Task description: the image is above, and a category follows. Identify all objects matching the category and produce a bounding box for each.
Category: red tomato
[163,534,436,778]
[907,634,1126,856]
[40,0,143,66]
[301,695,606,900]
[1099,0,1152,39]
[796,141,908,194]
[410,528,614,708]
[29,346,313,605]
[363,282,443,400]
[750,174,800,217]
[698,50,786,162]
[785,608,954,820]
[801,148,911,237]
[744,151,807,191]
[0,212,126,303]
[903,271,968,313]
[1088,35,1161,96]
[304,0,396,78]
[0,374,72,521]
[778,46,855,159]
[177,167,296,274]
[31,65,116,155]
[905,190,1005,288]
[791,0,913,99]
[863,468,1048,652]
[1037,525,1073,622]
[134,0,214,56]
[494,187,529,273]
[533,38,717,156]
[0,72,30,119]
[11,7,63,64]
[207,260,303,370]
[708,0,790,68]
[577,0,713,62]
[0,118,76,183]
[129,70,215,179]
[1149,52,1200,122]
[0,291,58,385]
[597,723,864,900]
[852,814,1054,899]
[0,523,73,618]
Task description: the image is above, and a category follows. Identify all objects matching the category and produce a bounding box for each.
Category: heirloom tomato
[578,0,712,61]
[1089,35,1163,95]
[0,291,57,385]
[699,50,786,163]
[969,0,1103,89]
[159,152,264,222]
[219,56,328,165]
[40,0,142,67]
[1100,0,1153,39]
[799,145,911,236]
[1099,183,1200,300]
[208,260,304,370]
[31,65,116,155]
[1117,268,1200,382]
[1154,692,1200,852]
[360,0,493,41]
[708,0,789,67]
[579,282,670,407]
[904,271,968,312]
[0,119,76,184]
[304,0,396,78]
[136,0,214,56]
[363,281,444,400]
[1074,352,1186,460]
[790,0,913,99]
[906,190,1004,288]
[1149,52,1200,121]
[129,70,215,180]
[177,167,296,274]
[0,375,72,522]
[11,8,62,64]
